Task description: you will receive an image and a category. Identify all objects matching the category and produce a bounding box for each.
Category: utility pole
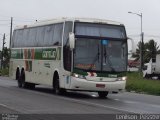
[1,33,6,69]
[141,32,144,72]
[128,12,143,72]
[9,17,13,49]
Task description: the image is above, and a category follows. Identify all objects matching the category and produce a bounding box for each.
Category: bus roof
[15,17,124,30]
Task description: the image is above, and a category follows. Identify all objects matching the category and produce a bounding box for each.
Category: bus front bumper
[69,77,126,92]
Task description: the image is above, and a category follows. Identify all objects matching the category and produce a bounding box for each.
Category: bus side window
[12,31,17,48]
[16,30,23,48]
[22,29,30,47]
[28,28,37,47]
[44,25,55,46]
[36,27,45,47]
[53,23,63,46]
[63,21,73,71]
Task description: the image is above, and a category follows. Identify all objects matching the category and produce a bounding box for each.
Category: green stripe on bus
[73,68,126,77]
[11,47,61,60]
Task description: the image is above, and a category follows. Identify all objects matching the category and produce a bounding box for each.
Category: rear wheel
[18,68,35,89]
[18,79,23,88]
[16,67,20,80]
[18,68,25,88]
[98,91,108,98]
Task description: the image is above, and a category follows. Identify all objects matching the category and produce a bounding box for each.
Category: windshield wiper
[104,46,116,72]
[104,46,107,64]
[87,45,100,71]
[98,44,100,63]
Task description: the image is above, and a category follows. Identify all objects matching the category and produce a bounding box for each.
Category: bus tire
[53,73,66,95]
[18,68,25,88]
[25,82,36,89]
[16,67,20,80]
[18,78,22,88]
[98,91,108,98]
[18,68,36,89]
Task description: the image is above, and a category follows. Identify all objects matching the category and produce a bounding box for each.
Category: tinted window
[75,23,126,39]
[53,23,63,45]
[12,23,64,48]
[22,29,30,47]
[28,28,37,47]
[63,21,73,71]
[44,25,55,46]
[36,26,45,47]
[63,21,73,46]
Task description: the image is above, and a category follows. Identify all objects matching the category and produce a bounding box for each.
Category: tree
[132,39,160,63]
[1,47,10,69]
[144,39,160,62]
[132,41,142,61]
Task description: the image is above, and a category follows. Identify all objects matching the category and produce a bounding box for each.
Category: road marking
[123,100,138,104]
[0,103,7,107]
[114,99,120,101]
[56,96,138,114]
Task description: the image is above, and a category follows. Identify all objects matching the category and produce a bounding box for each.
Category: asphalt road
[0,76,160,119]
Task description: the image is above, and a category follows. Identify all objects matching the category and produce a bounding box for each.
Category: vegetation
[126,72,160,95]
[0,47,10,76]
[128,39,160,95]
[0,68,9,76]
[132,39,160,63]
[0,47,10,69]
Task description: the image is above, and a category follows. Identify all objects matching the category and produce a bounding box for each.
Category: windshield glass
[75,22,126,39]
[74,38,127,72]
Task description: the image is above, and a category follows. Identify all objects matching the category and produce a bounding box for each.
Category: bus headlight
[73,73,86,79]
[117,77,127,81]
[122,76,127,81]
[73,73,79,78]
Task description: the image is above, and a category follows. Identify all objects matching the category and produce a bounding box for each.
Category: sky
[0,0,160,51]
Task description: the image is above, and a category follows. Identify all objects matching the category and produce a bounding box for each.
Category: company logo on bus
[42,50,57,59]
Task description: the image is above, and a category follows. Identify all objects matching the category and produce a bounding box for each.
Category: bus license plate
[96,84,105,88]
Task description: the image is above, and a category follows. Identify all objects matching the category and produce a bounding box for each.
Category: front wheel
[54,78,60,94]
[53,75,66,95]
[54,80,66,95]
[98,91,108,98]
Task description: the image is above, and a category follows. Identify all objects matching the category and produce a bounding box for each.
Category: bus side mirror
[69,32,75,50]
[128,37,136,54]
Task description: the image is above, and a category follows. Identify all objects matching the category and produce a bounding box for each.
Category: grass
[0,68,9,76]
[126,72,160,95]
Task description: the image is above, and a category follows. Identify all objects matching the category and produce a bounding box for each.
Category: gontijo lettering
[42,50,57,59]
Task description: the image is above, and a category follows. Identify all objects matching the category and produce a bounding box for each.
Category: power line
[0,24,10,26]
[14,19,34,22]
[129,34,160,37]
[0,19,10,22]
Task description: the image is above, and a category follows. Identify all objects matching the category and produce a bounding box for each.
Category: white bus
[10,18,128,98]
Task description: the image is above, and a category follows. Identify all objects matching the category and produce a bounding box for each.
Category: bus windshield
[74,23,127,72]
[74,38,127,72]
[75,22,126,39]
